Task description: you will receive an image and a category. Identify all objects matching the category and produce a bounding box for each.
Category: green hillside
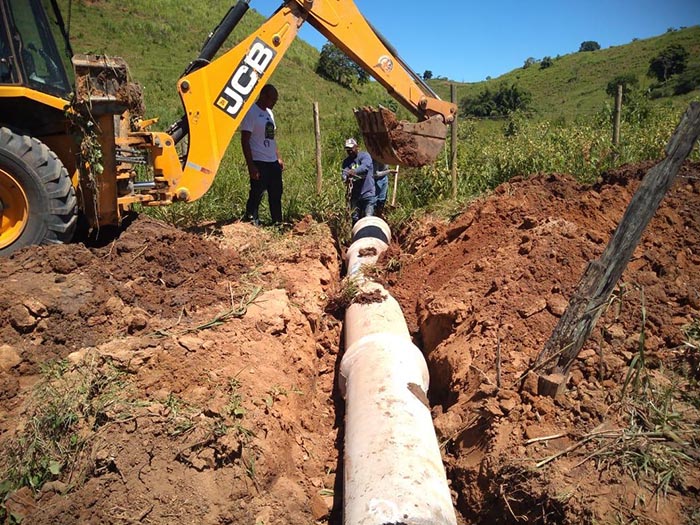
[429,26,700,122]
[57,0,389,140]
[50,1,700,228]
[57,2,700,137]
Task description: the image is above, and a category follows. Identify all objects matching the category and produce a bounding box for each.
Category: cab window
[6,0,71,97]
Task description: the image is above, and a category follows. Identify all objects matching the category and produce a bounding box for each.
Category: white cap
[344,137,358,148]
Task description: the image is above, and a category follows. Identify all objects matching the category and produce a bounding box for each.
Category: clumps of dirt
[388,161,700,524]
[116,81,145,117]
[353,289,386,304]
[0,217,344,525]
[324,279,357,317]
[373,107,419,162]
[2,159,699,524]
[73,54,144,115]
[324,274,377,315]
[356,106,439,167]
[0,215,244,368]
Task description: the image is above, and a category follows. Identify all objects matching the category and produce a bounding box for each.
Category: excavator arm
[291,0,456,166]
[131,0,455,206]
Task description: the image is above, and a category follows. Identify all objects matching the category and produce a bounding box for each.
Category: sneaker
[243,214,260,226]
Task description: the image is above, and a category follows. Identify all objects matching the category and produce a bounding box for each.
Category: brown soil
[358,106,443,167]
[1,163,699,525]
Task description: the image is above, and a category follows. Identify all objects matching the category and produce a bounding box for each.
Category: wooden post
[535,102,700,398]
[612,84,623,157]
[450,83,458,199]
[313,101,323,195]
[390,165,399,207]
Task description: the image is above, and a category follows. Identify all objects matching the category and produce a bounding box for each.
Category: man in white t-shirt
[240,84,284,225]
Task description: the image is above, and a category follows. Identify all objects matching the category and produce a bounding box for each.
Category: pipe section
[340,216,457,525]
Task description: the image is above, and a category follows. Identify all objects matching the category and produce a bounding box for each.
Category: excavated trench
[0,162,699,524]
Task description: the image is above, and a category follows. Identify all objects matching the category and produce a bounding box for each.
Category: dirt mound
[1,216,343,524]
[1,163,699,525]
[0,215,245,371]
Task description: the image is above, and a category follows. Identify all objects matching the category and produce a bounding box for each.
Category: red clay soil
[385,160,700,524]
[1,162,699,525]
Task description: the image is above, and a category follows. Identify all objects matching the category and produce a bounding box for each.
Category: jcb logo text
[215,38,276,117]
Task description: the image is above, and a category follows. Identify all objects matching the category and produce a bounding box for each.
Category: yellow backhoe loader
[0,0,456,256]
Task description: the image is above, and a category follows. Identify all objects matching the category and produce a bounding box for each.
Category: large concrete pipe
[340,216,457,525]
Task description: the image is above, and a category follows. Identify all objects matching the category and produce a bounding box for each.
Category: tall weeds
[144,100,699,233]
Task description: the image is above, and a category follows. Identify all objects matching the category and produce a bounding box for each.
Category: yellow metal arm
[290,0,456,123]
[157,3,306,203]
[151,0,457,203]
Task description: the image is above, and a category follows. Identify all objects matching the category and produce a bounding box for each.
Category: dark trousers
[349,195,375,225]
[245,160,283,224]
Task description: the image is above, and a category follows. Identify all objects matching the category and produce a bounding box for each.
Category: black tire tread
[0,126,78,245]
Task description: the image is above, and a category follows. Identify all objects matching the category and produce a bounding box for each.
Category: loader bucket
[354,106,448,167]
[72,54,144,116]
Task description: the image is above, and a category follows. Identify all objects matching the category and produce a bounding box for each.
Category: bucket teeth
[354,107,448,167]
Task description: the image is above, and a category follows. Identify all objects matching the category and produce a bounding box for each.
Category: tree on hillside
[459,83,531,118]
[495,83,532,114]
[578,41,601,52]
[523,57,537,69]
[605,74,639,102]
[673,64,700,95]
[647,44,689,82]
[540,56,553,69]
[423,70,433,80]
[316,43,369,88]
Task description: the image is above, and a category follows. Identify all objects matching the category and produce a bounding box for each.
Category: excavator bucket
[354,106,448,167]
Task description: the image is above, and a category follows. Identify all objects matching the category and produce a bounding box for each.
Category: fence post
[612,84,623,160]
[535,102,700,398]
[314,101,323,195]
[450,84,458,198]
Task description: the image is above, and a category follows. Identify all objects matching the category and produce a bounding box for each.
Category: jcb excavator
[0,0,456,256]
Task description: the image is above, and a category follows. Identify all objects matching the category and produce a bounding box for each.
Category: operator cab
[0,0,72,98]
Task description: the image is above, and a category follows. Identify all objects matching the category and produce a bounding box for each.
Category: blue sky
[248,0,700,83]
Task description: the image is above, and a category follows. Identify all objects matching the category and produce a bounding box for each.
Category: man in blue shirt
[341,138,375,225]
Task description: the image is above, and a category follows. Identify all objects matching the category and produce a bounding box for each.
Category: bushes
[459,83,532,118]
[673,64,700,95]
[606,74,639,101]
[315,43,369,89]
[648,44,689,82]
[579,41,601,52]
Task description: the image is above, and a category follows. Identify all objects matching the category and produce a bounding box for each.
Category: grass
[227,377,247,419]
[679,320,700,391]
[324,275,361,314]
[430,26,700,122]
[164,393,198,437]
[0,356,129,521]
[153,285,262,337]
[590,290,700,508]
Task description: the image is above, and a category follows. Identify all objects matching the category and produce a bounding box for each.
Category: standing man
[241,84,284,225]
[371,158,397,218]
[341,138,375,225]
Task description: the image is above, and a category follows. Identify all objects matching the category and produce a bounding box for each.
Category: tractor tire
[0,127,78,256]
